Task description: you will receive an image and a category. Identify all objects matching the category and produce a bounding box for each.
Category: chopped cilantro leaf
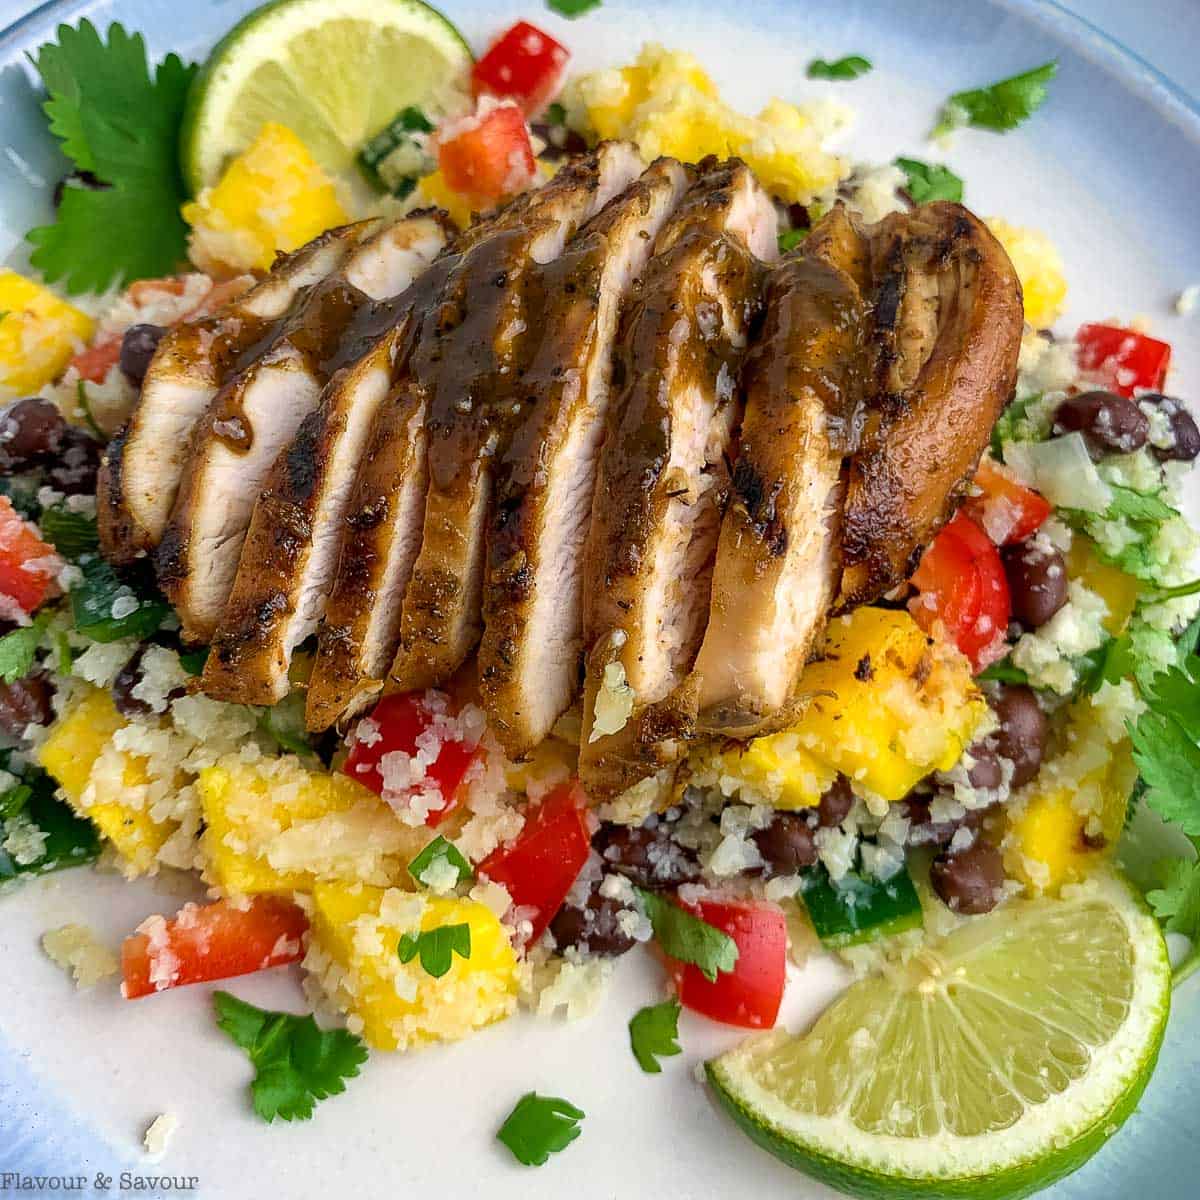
[1147,858,1200,983]
[545,102,568,127]
[71,556,168,643]
[895,156,963,204]
[807,55,872,81]
[179,646,210,676]
[933,60,1057,138]
[0,614,49,684]
[497,1092,584,1166]
[778,228,808,253]
[213,991,368,1122]
[26,21,196,294]
[408,835,473,888]
[1129,672,1200,839]
[257,692,315,758]
[546,0,601,18]
[397,922,471,978]
[635,888,738,982]
[0,773,100,881]
[38,505,99,561]
[976,658,1029,685]
[628,999,682,1074]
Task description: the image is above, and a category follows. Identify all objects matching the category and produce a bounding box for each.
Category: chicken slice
[98,228,358,564]
[579,158,778,799]
[307,143,642,728]
[156,221,388,642]
[690,212,868,737]
[837,202,1023,607]
[387,142,644,694]
[200,212,454,706]
[477,158,692,759]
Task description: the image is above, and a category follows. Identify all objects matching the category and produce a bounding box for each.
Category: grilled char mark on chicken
[837,202,1023,608]
[690,218,868,737]
[98,228,358,564]
[386,142,644,696]
[200,212,455,706]
[477,158,693,759]
[578,158,778,800]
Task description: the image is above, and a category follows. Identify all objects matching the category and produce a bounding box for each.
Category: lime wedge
[180,0,472,195]
[708,870,1170,1200]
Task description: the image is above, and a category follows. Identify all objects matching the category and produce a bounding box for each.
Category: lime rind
[707,871,1170,1200]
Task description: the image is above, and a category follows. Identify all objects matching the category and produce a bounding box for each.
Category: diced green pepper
[0,775,100,881]
[71,556,168,643]
[358,107,436,197]
[800,863,924,948]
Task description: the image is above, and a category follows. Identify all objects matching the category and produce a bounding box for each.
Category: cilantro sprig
[546,0,602,18]
[807,55,872,81]
[213,992,368,1122]
[636,888,738,982]
[496,1092,585,1166]
[408,835,473,889]
[27,21,197,294]
[628,999,682,1074]
[895,157,963,204]
[398,923,471,979]
[0,614,49,684]
[933,60,1057,138]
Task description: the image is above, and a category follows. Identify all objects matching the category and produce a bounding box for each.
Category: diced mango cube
[37,688,175,873]
[710,733,837,810]
[1067,538,1139,636]
[309,885,517,1051]
[416,168,476,231]
[985,218,1067,330]
[198,755,428,895]
[0,270,95,395]
[182,122,348,275]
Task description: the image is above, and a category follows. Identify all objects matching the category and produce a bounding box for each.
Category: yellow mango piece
[310,885,517,1051]
[183,122,348,275]
[710,732,837,810]
[198,755,428,895]
[37,688,174,873]
[0,270,94,395]
[985,218,1068,330]
[416,168,476,231]
[1067,538,1139,635]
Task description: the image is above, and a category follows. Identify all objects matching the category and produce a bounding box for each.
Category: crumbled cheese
[40,923,119,988]
[2,814,47,865]
[1010,580,1109,694]
[71,640,137,688]
[589,660,635,741]
[142,1113,178,1163]
[844,162,906,224]
[1175,284,1199,316]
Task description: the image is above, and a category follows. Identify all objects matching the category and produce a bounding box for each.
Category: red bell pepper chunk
[1075,323,1171,398]
[910,513,1010,671]
[436,100,536,206]
[343,691,481,827]
[960,457,1052,545]
[478,781,592,945]
[668,898,786,1030]
[0,495,60,615]
[472,20,570,115]
[121,895,308,999]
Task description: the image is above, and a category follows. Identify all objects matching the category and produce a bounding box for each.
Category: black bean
[549,888,635,957]
[1052,390,1149,457]
[991,684,1046,788]
[593,822,699,889]
[46,426,101,495]
[904,796,994,848]
[1003,540,1068,629]
[929,840,1006,914]
[752,813,818,876]
[112,649,151,718]
[1140,394,1200,462]
[119,324,168,388]
[530,123,588,162]
[0,673,54,736]
[0,399,67,471]
[965,744,1005,791]
[816,775,854,827]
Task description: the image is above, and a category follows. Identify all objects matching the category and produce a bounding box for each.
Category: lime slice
[708,869,1170,1200]
[180,0,472,195]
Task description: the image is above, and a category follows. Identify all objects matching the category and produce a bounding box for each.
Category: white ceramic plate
[2,2,1198,1197]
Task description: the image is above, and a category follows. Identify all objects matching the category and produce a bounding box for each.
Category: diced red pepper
[668,898,786,1030]
[1075,323,1171,398]
[69,336,123,384]
[960,457,1052,546]
[0,495,60,615]
[910,513,1010,671]
[436,100,536,206]
[342,691,481,827]
[121,895,308,999]
[479,781,591,945]
[472,21,570,115]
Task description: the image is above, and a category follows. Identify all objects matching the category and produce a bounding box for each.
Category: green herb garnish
[397,922,471,979]
[26,21,197,294]
[257,691,315,758]
[546,0,601,18]
[778,228,808,253]
[933,60,1057,138]
[71,556,167,643]
[213,991,368,1122]
[0,775,100,881]
[635,888,738,982]
[38,505,100,560]
[628,999,682,1074]
[497,1092,585,1166]
[807,55,872,81]
[0,614,49,684]
[408,835,473,889]
[895,156,963,204]
[179,646,210,676]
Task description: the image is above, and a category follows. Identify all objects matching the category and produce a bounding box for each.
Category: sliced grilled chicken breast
[156,222,382,642]
[837,202,1023,607]
[579,158,778,799]
[690,216,868,737]
[477,158,692,759]
[387,142,644,694]
[98,228,358,564]
[200,212,454,706]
